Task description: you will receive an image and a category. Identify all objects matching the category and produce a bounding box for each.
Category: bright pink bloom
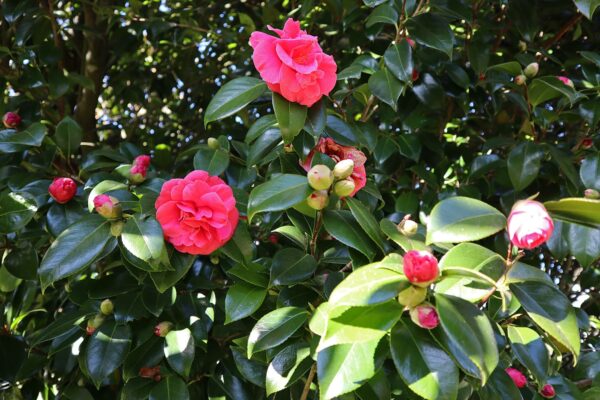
[409,304,439,329]
[249,18,337,106]
[540,384,555,398]
[155,170,239,255]
[2,112,21,128]
[403,250,439,287]
[301,138,367,197]
[48,177,77,204]
[134,155,151,168]
[506,368,527,388]
[557,76,573,87]
[507,200,554,249]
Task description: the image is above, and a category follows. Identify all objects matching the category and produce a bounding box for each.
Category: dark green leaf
[85,321,131,388]
[0,191,38,234]
[55,116,82,156]
[272,93,307,144]
[204,77,267,126]
[123,336,165,382]
[247,307,308,357]
[580,154,600,190]
[323,210,377,260]
[270,248,317,286]
[0,123,47,153]
[225,282,267,324]
[193,146,230,175]
[507,326,549,385]
[573,0,600,19]
[528,76,578,107]
[346,197,386,252]
[149,376,190,400]
[406,13,454,58]
[384,41,413,83]
[368,68,403,110]
[265,344,312,396]
[164,328,195,378]
[507,142,544,191]
[247,174,312,222]
[366,4,399,27]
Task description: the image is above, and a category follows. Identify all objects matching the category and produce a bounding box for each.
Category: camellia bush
[1,1,600,399]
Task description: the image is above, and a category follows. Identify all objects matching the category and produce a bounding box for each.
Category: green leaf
[305,99,326,136]
[366,4,399,27]
[565,220,600,267]
[39,215,112,290]
[486,61,523,75]
[121,214,166,262]
[225,282,267,324]
[435,293,499,384]
[270,248,317,286]
[149,251,195,293]
[31,309,96,346]
[164,328,195,378]
[580,154,600,190]
[55,116,82,156]
[544,198,600,228]
[0,123,47,153]
[272,93,307,144]
[573,0,600,19]
[265,344,312,396]
[426,196,506,244]
[204,77,267,126]
[193,146,230,175]
[528,76,578,107]
[390,319,459,400]
[328,259,409,306]
[317,339,380,400]
[149,376,190,400]
[87,180,128,212]
[247,174,312,222]
[436,243,505,302]
[406,13,454,58]
[384,41,413,83]
[0,191,38,234]
[478,367,524,400]
[368,68,403,110]
[247,307,308,357]
[323,210,377,261]
[507,142,545,191]
[380,218,429,252]
[247,128,281,166]
[245,114,277,143]
[507,326,549,385]
[85,321,131,388]
[272,225,308,249]
[346,198,386,252]
[230,347,267,387]
[220,221,254,264]
[123,336,165,382]
[509,282,580,360]
[4,242,38,280]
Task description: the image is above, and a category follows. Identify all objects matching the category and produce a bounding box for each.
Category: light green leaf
[528,76,578,107]
[266,344,312,396]
[346,198,386,252]
[573,0,600,19]
[380,218,429,252]
[544,198,600,228]
[121,214,165,262]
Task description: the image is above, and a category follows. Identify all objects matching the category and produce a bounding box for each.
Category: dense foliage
[0,0,599,399]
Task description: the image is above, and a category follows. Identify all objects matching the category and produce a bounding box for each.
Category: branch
[300,364,317,400]
[543,14,582,49]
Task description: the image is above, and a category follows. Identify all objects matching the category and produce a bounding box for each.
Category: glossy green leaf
[0,191,38,234]
[85,321,131,388]
[247,307,308,357]
[164,328,195,378]
[4,242,38,280]
[193,146,230,175]
[366,4,399,27]
[323,210,377,260]
[123,336,165,382]
[384,41,413,83]
[0,123,47,153]
[544,198,600,228]
[528,76,578,107]
[55,116,82,156]
[346,197,386,252]
[478,367,524,400]
[380,218,429,252]
[121,214,165,262]
[507,142,545,191]
[31,309,96,346]
[149,376,190,400]
[247,128,281,166]
[426,196,506,244]
[247,174,312,222]
[270,248,317,286]
[580,154,600,190]
[406,13,454,58]
[368,68,403,110]
[204,77,267,126]
[272,92,307,144]
[573,0,600,19]
[507,326,549,385]
[265,344,312,396]
[245,114,277,143]
[149,251,195,293]
[225,282,267,324]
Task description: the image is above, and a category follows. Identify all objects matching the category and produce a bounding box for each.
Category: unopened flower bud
[48,177,77,204]
[210,255,220,264]
[524,62,539,78]
[333,159,354,179]
[409,303,439,329]
[398,219,418,236]
[584,189,600,199]
[406,37,416,48]
[518,40,527,52]
[515,75,526,85]
[154,321,173,337]
[581,137,593,149]
[110,221,125,237]
[506,367,527,388]
[2,112,21,129]
[139,366,161,379]
[93,194,122,219]
[540,384,555,398]
[307,165,334,190]
[207,137,220,150]
[412,69,420,82]
[284,143,294,153]
[307,190,329,210]
[100,299,114,315]
[86,314,105,335]
[129,155,150,185]
[557,76,574,88]
[397,286,427,308]
[333,179,355,197]
[403,250,439,287]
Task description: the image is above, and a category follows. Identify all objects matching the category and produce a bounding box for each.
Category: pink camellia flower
[93,194,122,219]
[507,200,554,249]
[301,138,367,197]
[557,76,574,88]
[48,177,77,204]
[506,367,527,388]
[540,384,555,398]
[409,303,439,329]
[403,250,439,287]
[155,170,239,255]
[2,112,21,129]
[249,18,337,107]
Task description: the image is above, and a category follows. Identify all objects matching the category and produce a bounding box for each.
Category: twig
[543,14,582,49]
[300,364,317,400]
[310,212,323,258]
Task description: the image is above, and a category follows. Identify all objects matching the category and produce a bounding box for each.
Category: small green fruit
[207,137,220,149]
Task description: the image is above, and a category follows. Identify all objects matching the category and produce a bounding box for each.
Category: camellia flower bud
[507,200,554,249]
[403,250,440,287]
[584,189,600,199]
[154,321,174,337]
[100,299,114,315]
[518,40,527,52]
[307,190,329,210]
[207,137,220,149]
[581,137,593,149]
[540,384,555,398]
[93,194,122,219]
[409,303,439,329]
[129,154,151,184]
[333,179,355,198]
[139,366,161,379]
[307,164,334,190]
[506,367,527,388]
[398,219,418,236]
[2,111,21,128]
[283,143,294,153]
[397,285,427,308]
[524,62,539,78]
[406,37,416,48]
[557,76,574,88]
[515,74,526,85]
[110,221,125,237]
[48,177,77,204]
[86,314,105,335]
[333,159,354,179]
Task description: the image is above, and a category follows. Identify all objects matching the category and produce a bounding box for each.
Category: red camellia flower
[2,111,21,128]
[403,250,439,287]
[540,384,555,398]
[302,138,367,197]
[409,304,439,329]
[155,170,239,255]
[507,200,554,249]
[506,367,527,388]
[249,18,337,107]
[48,177,77,204]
